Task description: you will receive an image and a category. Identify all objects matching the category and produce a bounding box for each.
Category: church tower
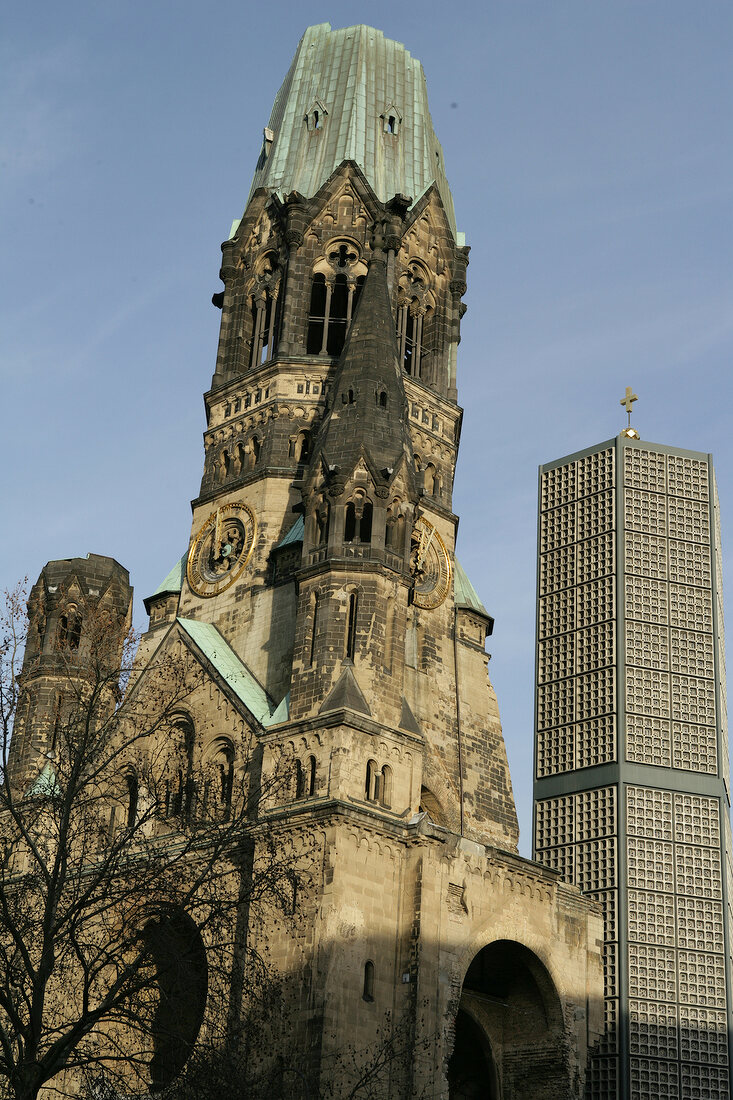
[8,555,132,795]
[136,23,605,1096]
[533,416,733,1099]
[154,22,519,850]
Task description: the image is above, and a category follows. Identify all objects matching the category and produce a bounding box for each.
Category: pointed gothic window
[307,755,317,797]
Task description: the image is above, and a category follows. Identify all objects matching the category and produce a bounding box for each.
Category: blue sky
[2,1,732,853]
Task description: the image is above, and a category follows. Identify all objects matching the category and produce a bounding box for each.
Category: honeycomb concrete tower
[533,420,733,1099]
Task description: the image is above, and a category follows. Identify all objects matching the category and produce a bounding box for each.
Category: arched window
[307,755,317,797]
[346,591,358,659]
[125,771,139,828]
[234,442,245,475]
[305,99,327,132]
[294,430,310,463]
[381,104,402,136]
[315,499,330,546]
[306,242,366,356]
[68,612,82,650]
[363,960,375,1001]
[168,717,195,822]
[294,759,305,800]
[248,253,280,368]
[424,463,436,496]
[309,593,320,667]
[217,748,234,818]
[380,765,393,809]
[359,503,373,544]
[396,262,434,378]
[385,509,405,553]
[378,390,388,408]
[384,606,395,673]
[58,610,82,650]
[251,436,261,465]
[307,274,328,354]
[365,760,378,801]
[344,502,357,543]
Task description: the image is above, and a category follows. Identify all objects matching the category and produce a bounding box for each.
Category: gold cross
[620,385,638,427]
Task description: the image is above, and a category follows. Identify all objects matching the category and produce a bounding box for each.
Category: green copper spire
[248,23,457,235]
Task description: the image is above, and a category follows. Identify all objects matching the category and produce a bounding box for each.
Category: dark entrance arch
[448,1009,500,1099]
[143,908,208,1092]
[448,940,568,1100]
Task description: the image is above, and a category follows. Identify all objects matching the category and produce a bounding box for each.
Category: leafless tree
[0,585,306,1100]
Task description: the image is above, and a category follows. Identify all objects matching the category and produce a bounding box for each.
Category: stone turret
[8,555,132,793]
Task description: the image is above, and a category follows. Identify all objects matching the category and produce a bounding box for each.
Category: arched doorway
[448,1009,500,1099]
[448,940,568,1100]
[143,908,208,1092]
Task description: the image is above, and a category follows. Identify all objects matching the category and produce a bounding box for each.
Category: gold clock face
[187,502,257,598]
[410,517,452,610]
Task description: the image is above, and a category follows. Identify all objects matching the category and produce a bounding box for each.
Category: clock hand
[418,526,435,569]
[215,508,223,557]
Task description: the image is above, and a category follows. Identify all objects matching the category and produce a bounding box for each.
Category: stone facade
[9,23,606,1099]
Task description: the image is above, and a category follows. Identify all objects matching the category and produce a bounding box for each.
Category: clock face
[187,502,257,598]
[410,517,452,610]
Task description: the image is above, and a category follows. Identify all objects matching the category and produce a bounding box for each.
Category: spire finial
[619,385,640,439]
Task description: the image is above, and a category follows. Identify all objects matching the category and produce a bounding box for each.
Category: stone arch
[202,736,235,819]
[142,907,208,1092]
[419,785,446,825]
[448,939,569,1100]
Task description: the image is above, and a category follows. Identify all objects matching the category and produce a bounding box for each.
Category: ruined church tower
[137,23,604,1096]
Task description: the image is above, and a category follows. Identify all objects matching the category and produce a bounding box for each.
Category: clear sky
[2,1,732,854]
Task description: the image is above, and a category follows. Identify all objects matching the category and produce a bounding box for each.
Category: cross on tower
[620,386,638,428]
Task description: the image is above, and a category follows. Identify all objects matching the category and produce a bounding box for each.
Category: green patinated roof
[25,760,60,800]
[266,692,290,726]
[274,515,304,548]
[177,618,274,724]
[248,23,457,235]
[454,558,489,618]
[152,554,187,597]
